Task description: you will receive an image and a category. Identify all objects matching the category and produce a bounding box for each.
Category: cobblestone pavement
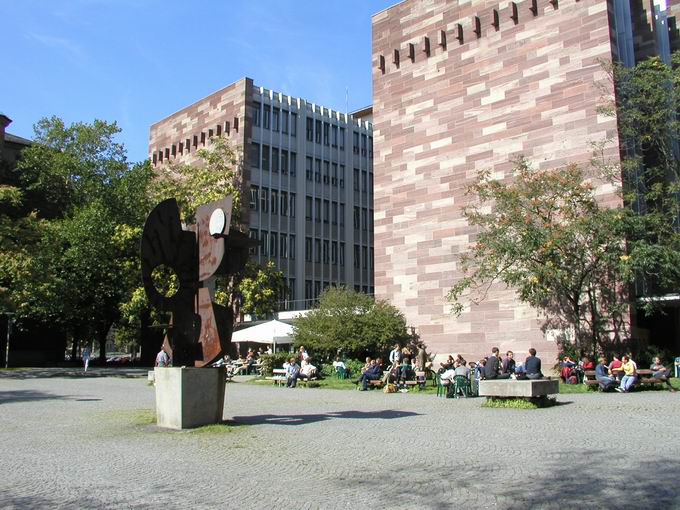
[1,370,679,509]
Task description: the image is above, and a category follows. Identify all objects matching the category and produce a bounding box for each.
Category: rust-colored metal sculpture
[141,197,251,367]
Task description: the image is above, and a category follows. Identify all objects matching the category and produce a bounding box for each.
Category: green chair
[453,375,471,398]
[436,374,450,398]
[335,366,347,379]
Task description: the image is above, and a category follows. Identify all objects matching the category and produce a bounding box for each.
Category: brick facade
[372,0,626,362]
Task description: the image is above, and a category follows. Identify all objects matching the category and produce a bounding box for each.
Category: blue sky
[2,0,396,162]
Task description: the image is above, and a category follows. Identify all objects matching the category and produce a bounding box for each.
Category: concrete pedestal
[478,379,559,398]
[154,367,225,429]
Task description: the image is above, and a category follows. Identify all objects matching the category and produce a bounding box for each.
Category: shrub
[258,352,292,376]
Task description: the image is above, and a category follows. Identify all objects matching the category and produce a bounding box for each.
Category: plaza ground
[1,369,679,509]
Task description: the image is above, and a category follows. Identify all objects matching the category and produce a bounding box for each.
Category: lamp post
[3,312,14,369]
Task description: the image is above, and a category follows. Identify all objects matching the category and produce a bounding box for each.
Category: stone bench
[478,379,559,398]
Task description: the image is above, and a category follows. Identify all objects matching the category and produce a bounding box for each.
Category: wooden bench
[265,368,287,387]
[368,379,384,389]
[585,368,668,390]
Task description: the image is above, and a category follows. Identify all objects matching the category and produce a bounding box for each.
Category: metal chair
[335,366,347,379]
[453,375,471,398]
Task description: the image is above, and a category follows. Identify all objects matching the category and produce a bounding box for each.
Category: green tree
[447,158,632,355]
[215,261,287,320]
[292,287,408,360]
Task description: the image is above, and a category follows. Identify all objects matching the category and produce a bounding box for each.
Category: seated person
[501,351,516,376]
[299,359,317,380]
[332,356,348,376]
[581,356,595,371]
[560,356,578,384]
[439,355,455,374]
[454,360,470,379]
[650,356,676,392]
[484,347,510,379]
[475,358,487,380]
[285,357,300,388]
[356,359,382,390]
[616,355,637,392]
[525,348,543,379]
[595,357,616,391]
[362,357,373,373]
[608,356,623,380]
[398,358,414,385]
[455,353,467,366]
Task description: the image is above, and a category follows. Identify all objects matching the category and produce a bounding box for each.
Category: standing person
[616,355,637,392]
[525,348,543,379]
[388,344,402,367]
[416,344,428,372]
[484,347,510,379]
[502,351,516,375]
[82,345,91,372]
[650,356,676,392]
[298,345,309,362]
[155,344,170,367]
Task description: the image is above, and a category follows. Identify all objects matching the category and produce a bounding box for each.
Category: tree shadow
[0,367,147,380]
[0,390,72,404]
[231,409,421,426]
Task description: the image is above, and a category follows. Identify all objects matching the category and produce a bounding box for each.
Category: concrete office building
[150,79,374,311]
[372,0,680,361]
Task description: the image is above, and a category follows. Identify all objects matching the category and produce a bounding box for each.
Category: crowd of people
[283,346,318,387]
[580,354,675,392]
[435,347,544,384]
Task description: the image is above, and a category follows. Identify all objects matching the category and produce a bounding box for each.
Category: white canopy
[231,320,294,352]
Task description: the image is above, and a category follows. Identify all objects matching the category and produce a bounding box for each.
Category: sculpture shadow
[231,409,421,426]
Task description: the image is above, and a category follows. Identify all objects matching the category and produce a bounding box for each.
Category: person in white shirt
[299,358,317,380]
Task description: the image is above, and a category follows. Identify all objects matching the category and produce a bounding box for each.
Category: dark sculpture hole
[151,265,179,298]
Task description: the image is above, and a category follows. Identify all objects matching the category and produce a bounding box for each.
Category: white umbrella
[231,320,294,353]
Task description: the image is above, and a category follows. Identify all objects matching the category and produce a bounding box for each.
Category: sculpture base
[154,367,225,429]
[478,379,559,398]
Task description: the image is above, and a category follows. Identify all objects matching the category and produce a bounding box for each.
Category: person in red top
[608,355,623,381]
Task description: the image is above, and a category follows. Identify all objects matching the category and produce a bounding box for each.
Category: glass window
[290,152,296,176]
[289,235,295,260]
[315,119,322,144]
[306,157,313,181]
[314,280,321,300]
[272,147,279,173]
[249,228,258,255]
[249,185,259,210]
[263,104,270,129]
[262,144,270,171]
[362,171,367,192]
[270,232,277,258]
[280,191,288,216]
[361,133,367,156]
[291,113,297,136]
[323,122,330,146]
[290,193,296,218]
[354,168,360,191]
[306,117,313,141]
[323,200,329,224]
[315,159,321,182]
[271,190,278,215]
[354,244,360,268]
[272,107,280,132]
[362,208,367,231]
[331,241,338,265]
[323,161,330,184]
[339,204,345,226]
[353,132,359,154]
[315,198,321,223]
[323,240,329,263]
[305,237,312,262]
[370,247,374,268]
[280,234,287,259]
[281,150,288,174]
[332,202,338,225]
[339,242,345,266]
[315,239,321,263]
[305,196,312,221]
[305,280,312,303]
[332,163,338,186]
[282,110,289,134]
[354,207,360,229]
[369,136,373,157]
[260,230,268,256]
[369,209,374,231]
[340,165,345,188]
[362,246,368,269]
[369,173,373,194]
[332,125,338,147]
[261,187,269,213]
[250,143,260,168]
[339,127,345,150]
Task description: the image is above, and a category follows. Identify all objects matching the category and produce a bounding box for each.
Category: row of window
[152,119,237,165]
[304,281,374,303]
[304,197,345,225]
[304,238,346,266]
[305,118,347,150]
[353,168,373,193]
[353,207,374,231]
[249,187,296,216]
[353,244,374,270]
[352,131,373,157]
[250,143,297,175]
[252,103,298,136]
[305,157,345,187]
[249,229,296,259]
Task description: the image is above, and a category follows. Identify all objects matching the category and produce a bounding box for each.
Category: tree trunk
[70,334,79,364]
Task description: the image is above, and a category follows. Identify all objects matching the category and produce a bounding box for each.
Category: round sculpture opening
[151,265,179,298]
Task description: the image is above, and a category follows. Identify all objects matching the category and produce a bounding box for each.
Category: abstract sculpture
[140,196,251,367]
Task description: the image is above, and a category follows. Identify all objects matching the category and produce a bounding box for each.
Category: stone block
[147,370,155,383]
[478,379,559,398]
[154,367,226,429]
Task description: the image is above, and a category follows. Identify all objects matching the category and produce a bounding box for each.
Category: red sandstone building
[372,0,680,361]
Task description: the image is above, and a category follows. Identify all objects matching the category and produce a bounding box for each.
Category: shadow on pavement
[0,390,103,404]
[231,409,421,426]
[0,367,148,380]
